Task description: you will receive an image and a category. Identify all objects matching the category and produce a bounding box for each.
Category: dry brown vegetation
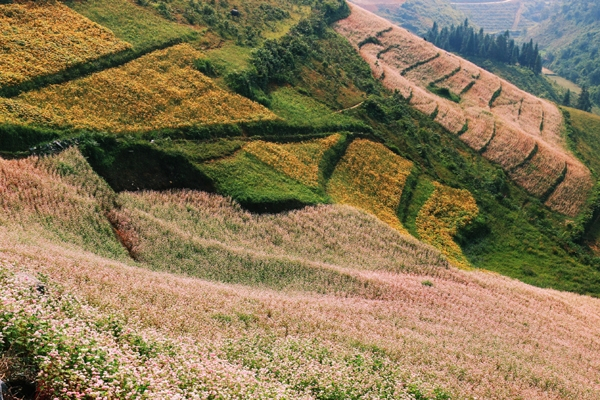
[0,2,131,88]
[334,4,593,216]
[1,44,276,132]
[1,149,600,399]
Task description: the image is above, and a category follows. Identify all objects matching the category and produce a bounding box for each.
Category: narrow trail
[336,101,365,113]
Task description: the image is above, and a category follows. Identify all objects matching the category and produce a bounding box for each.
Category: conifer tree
[562,89,571,107]
[577,86,592,112]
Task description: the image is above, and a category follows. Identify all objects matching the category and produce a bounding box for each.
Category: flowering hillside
[327,139,414,234]
[244,135,342,188]
[0,149,599,399]
[0,2,131,89]
[334,3,593,216]
[2,44,277,132]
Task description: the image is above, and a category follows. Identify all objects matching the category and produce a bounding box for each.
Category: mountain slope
[1,149,600,399]
[525,0,600,106]
[334,3,593,216]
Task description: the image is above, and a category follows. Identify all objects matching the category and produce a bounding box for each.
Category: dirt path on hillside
[512,1,525,30]
[336,101,365,113]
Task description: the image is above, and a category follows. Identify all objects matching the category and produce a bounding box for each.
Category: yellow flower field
[416,182,478,268]
[0,2,131,88]
[327,139,413,234]
[9,44,277,132]
[245,135,341,188]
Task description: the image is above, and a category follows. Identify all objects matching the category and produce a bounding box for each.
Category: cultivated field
[5,44,276,132]
[334,3,593,216]
[327,139,414,234]
[244,135,341,188]
[0,2,131,89]
[1,149,600,399]
[416,182,478,268]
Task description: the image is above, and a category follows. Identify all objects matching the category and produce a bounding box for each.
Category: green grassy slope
[67,0,198,51]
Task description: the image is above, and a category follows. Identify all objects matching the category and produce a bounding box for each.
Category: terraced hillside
[0,44,276,132]
[451,0,532,34]
[3,1,600,397]
[334,3,593,216]
[349,0,466,35]
[1,149,600,399]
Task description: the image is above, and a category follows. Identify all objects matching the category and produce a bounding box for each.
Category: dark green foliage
[427,20,542,74]
[427,85,460,103]
[358,36,382,48]
[577,86,593,112]
[78,135,215,193]
[193,58,219,77]
[0,124,60,153]
[562,89,571,106]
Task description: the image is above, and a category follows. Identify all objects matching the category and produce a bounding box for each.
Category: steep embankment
[334,3,593,216]
[1,149,600,399]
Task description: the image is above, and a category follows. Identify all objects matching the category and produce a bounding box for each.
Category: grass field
[199,150,328,212]
[1,148,600,399]
[67,0,197,51]
[0,2,131,89]
[6,44,276,133]
[245,135,341,188]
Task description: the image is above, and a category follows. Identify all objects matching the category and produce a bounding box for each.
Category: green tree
[562,89,571,107]
[577,86,593,112]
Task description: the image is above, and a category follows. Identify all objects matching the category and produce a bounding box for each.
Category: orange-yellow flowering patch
[327,139,413,234]
[0,2,131,88]
[245,134,341,188]
[416,182,478,268]
[10,44,277,132]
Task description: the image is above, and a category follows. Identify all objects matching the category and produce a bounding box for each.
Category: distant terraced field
[334,3,593,216]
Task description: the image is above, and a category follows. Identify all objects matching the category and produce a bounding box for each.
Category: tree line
[426,20,542,74]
